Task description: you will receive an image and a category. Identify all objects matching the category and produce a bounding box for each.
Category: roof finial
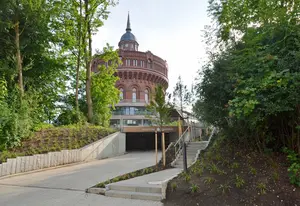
[126,11,131,32]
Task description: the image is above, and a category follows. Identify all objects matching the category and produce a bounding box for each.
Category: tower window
[145,89,149,103]
[132,88,136,103]
[133,60,137,66]
[120,88,124,100]
[126,59,130,66]
[141,60,145,67]
[125,43,128,47]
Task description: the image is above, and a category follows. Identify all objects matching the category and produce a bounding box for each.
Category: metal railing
[118,99,149,104]
[174,127,190,158]
[111,111,153,116]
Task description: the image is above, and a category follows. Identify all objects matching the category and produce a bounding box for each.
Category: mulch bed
[163,139,300,206]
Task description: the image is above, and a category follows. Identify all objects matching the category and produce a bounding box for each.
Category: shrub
[283,147,300,187]
[257,183,267,194]
[235,174,245,188]
[171,182,177,192]
[190,184,199,193]
[218,183,232,194]
[249,166,257,175]
[204,177,216,185]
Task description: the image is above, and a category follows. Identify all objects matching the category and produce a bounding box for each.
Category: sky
[92,0,211,94]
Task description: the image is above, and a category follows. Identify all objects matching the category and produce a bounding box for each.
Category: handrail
[174,127,190,159]
[174,127,189,148]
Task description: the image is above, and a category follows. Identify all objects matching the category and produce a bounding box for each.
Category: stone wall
[0,132,126,178]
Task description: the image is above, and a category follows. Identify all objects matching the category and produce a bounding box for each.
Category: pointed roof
[119,12,137,42]
[126,12,131,32]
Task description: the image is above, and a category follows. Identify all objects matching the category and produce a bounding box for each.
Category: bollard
[183,142,188,172]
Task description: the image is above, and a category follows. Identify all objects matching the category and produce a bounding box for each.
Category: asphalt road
[0,152,163,206]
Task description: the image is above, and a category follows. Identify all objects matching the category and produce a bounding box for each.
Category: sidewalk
[109,168,182,187]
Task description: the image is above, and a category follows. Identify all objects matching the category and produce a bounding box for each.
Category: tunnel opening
[125,132,170,151]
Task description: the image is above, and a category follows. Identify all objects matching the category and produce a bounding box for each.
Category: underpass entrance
[125,132,170,151]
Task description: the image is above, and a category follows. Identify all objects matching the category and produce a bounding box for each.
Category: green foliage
[190,184,199,193]
[195,0,300,163]
[171,182,177,192]
[92,45,121,127]
[146,85,173,130]
[283,148,300,186]
[184,173,191,182]
[272,172,279,182]
[32,123,54,132]
[249,167,257,176]
[257,182,267,194]
[204,177,216,185]
[218,183,232,194]
[56,109,86,126]
[231,162,240,169]
[0,125,115,162]
[234,175,245,188]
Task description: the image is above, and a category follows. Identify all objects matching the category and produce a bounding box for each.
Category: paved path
[109,168,182,186]
[0,152,163,206]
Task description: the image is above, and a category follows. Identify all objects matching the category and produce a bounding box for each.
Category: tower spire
[126,12,131,32]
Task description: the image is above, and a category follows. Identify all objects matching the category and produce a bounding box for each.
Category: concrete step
[177,157,195,161]
[105,190,162,201]
[174,163,192,168]
[108,184,161,194]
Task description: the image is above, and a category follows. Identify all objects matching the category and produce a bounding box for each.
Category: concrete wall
[81,132,125,161]
[0,132,125,178]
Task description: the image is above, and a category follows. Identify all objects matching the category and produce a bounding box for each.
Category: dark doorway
[126,132,170,151]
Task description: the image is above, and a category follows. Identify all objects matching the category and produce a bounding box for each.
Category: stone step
[174,163,192,168]
[105,190,162,201]
[188,145,205,147]
[108,184,161,194]
[177,157,195,161]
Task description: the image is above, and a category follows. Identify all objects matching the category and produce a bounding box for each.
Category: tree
[147,84,173,166]
[194,0,300,156]
[92,45,120,127]
[173,76,191,116]
[81,0,118,123]
[0,0,45,97]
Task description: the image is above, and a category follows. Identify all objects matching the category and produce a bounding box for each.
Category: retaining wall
[0,132,125,178]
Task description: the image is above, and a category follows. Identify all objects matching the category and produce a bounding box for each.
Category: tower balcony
[115,99,149,107]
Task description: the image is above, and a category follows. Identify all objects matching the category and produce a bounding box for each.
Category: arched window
[132,88,136,103]
[119,88,124,100]
[145,89,149,103]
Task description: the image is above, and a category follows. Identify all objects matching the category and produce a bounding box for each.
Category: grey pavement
[0,151,163,206]
[109,168,182,186]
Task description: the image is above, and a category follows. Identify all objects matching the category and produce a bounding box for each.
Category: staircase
[173,141,208,168]
[105,183,162,201]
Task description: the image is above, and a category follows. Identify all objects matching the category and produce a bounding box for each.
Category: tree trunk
[162,132,166,167]
[75,0,83,112]
[85,0,93,122]
[15,21,23,96]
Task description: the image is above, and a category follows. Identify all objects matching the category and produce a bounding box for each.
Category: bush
[283,148,300,187]
[55,109,86,126]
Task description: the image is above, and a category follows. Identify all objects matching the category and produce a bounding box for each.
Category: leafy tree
[92,45,120,127]
[147,85,173,131]
[81,0,118,123]
[147,84,173,166]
